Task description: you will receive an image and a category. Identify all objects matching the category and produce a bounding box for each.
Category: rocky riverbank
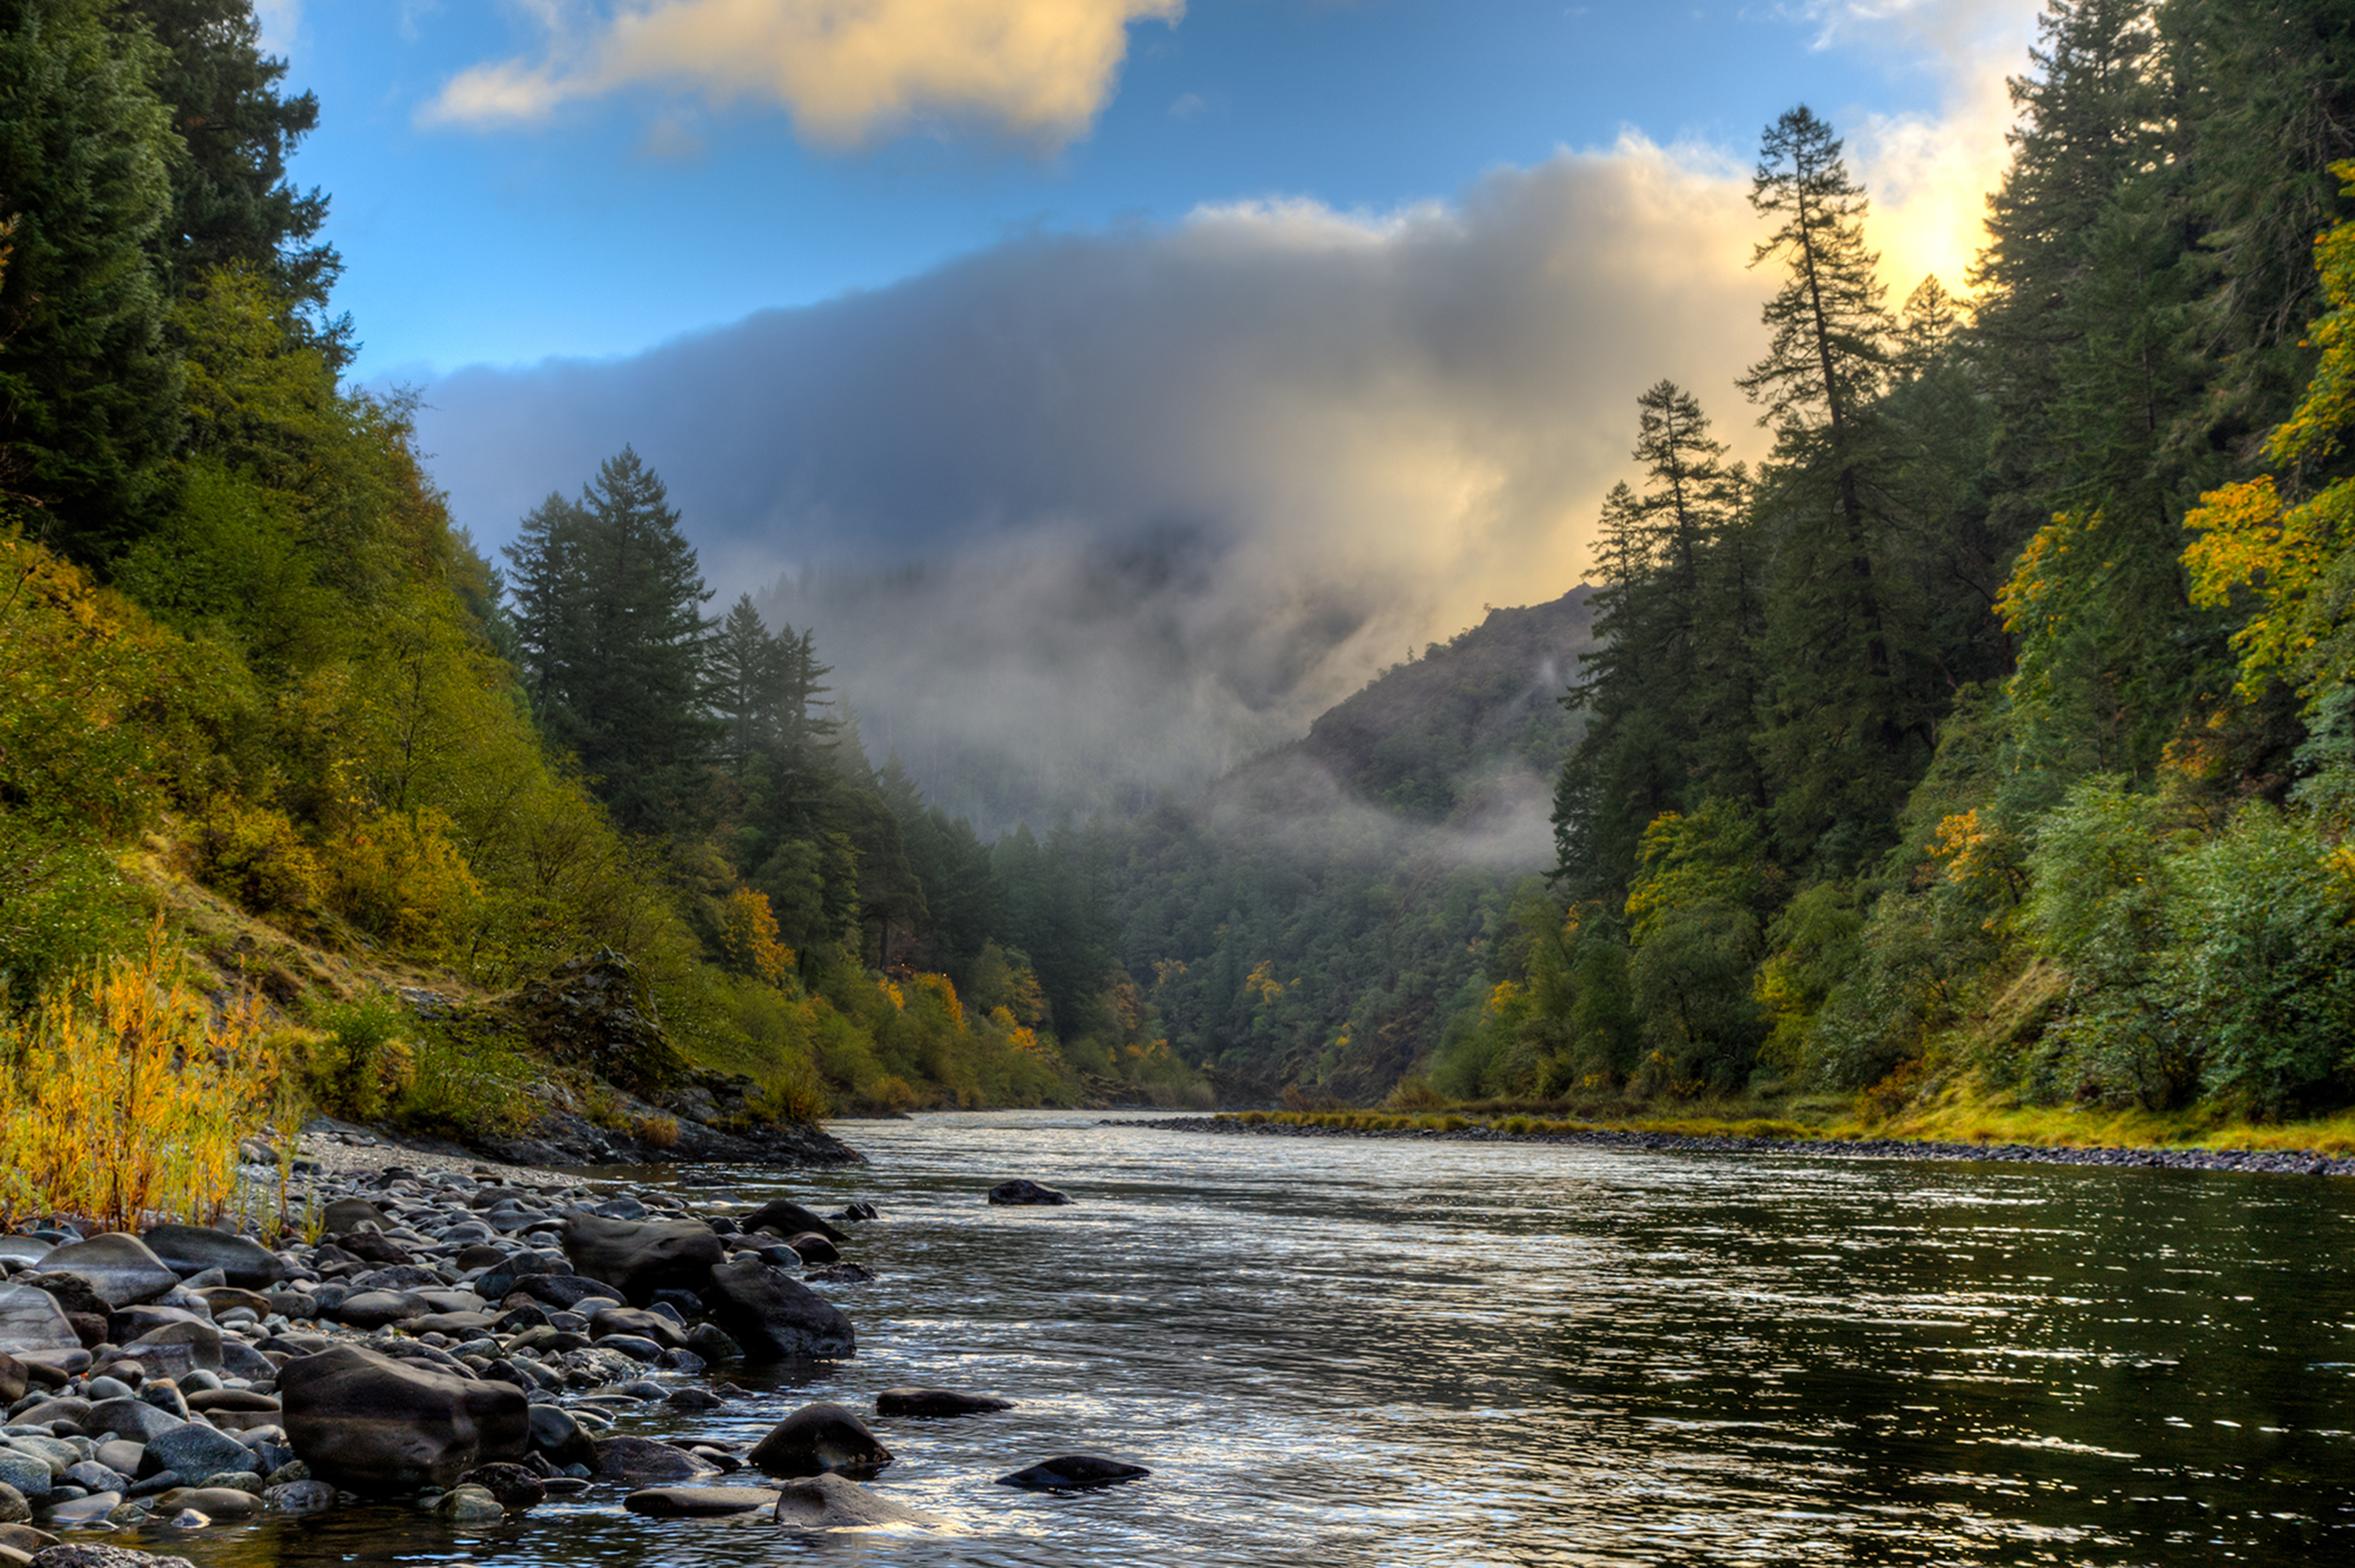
[1118,1115,2355,1177]
[0,1153,1140,1560]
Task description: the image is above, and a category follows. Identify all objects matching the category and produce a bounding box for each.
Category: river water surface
[179,1111,2355,1567]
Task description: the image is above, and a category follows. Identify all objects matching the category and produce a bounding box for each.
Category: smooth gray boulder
[317,1200,383,1234]
[525,1404,595,1469]
[0,1481,25,1524]
[746,1404,891,1479]
[333,1290,425,1329]
[588,1306,685,1350]
[0,1289,77,1356]
[89,1399,183,1444]
[559,1212,722,1307]
[137,1228,282,1292]
[782,1234,839,1264]
[144,1423,254,1483]
[279,1345,529,1494]
[771,1472,940,1529]
[696,1257,854,1362]
[122,1321,223,1374]
[875,1387,1014,1418]
[624,1485,778,1518]
[37,1236,177,1307]
[0,1455,48,1503]
[591,1437,719,1487]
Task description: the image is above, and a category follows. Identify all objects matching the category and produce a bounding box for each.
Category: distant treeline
[1432,0,2355,1121]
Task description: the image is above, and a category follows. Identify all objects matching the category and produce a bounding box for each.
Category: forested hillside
[1428,0,2355,1131]
[0,0,1201,1137]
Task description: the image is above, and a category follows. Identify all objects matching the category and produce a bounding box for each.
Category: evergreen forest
[5,0,2355,1150]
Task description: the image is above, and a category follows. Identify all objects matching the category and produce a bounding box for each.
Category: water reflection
[127,1112,2355,1565]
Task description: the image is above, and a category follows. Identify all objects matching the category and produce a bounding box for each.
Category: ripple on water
[135,1110,2355,1567]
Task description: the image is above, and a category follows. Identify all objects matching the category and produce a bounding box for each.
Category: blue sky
[267,1,2033,382]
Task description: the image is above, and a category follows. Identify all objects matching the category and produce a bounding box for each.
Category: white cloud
[253,0,303,52]
[423,0,1185,147]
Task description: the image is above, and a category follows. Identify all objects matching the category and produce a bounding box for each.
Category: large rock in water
[697,1257,854,1362]
[0,1285,78,1355]
[560,1212,722,1307]
[739,1200,847,1244]
[280,1344,529,1493]
[139,1226,283,1290]
[875,1387,1013,1418]
[592,1437,719,1487]
[996,1456,1150,1490]
[771,1472,941,1529]
[986,1180,1070,1207]
[746,1404,891,1478]
[37,1235,177,1307]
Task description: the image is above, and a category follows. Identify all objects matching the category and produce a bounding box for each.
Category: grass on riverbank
[1219,1075,2355,1155]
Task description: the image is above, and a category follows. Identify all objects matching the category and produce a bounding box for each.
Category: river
[176,1109,2354,1566]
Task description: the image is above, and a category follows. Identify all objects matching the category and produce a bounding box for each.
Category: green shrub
[307,994,416,1122]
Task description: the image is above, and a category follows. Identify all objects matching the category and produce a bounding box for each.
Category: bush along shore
[0,1158,1135,1553]
[1122,1114,2355,1178]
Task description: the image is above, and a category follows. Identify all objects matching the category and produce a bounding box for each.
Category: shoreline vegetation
[1130,1107,2355,1178]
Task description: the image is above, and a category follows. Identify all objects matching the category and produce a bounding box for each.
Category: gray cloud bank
[415,139,1768,832]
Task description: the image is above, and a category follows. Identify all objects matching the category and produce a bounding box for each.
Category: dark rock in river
[782,1233,839,1264]
[280,1344,529,1493]
[986,1180,1070,1207]
[772,1471,940,1529]
[457,1463,545,1509]
[875,1387,1014,1418]
[593,1436,720,1487]
[525,1404,595,1469]
[30,1547,199,1568]
[143,1424,254,1484]
[996,1455,1149,1490]
[624,1484,778,1518]
[696,1257,855,1361]
[138,1226,283,1290]
[746,1403,891,1478]
[0,1350,25,1404]
[739,1201,847,1244]
[589,1305,686,1350]
[560,1212,722,1306]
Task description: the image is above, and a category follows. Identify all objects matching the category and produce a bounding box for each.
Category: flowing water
[166,1111,2355,1567]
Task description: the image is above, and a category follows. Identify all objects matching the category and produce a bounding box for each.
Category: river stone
[122,1323,222,1374]
[61,1465,125,1497]
[0,1485,25,1526]
[592,1437,720,1487]
[434,1485,503,1523]
[0,1353,26,1405]
[29,1547,198,1568]
[746,1405,891,1479]
[588,1307,685,1351]
[559,1214,722,1307]
[624,1485,778,1519]
[278,1345,529,1494]
[986,1180,1070,1207]
[0,1457,48,1502]
[696,1258,854,1362]
[875,1388,1014,1418]
[995,1455,1149,1490]
[41,1493,121,1526]
[88,1399,182,1444]
[455,1463,542,1509]
[261,1481,336,1514]
[0,1240,51,1269]
[333,1291,424,1329]
[682,1323,741,1362]
[144,1424,253,1484]
[470,1253,564,1301]
[739,1202,847,1245]
[37,1238,177,1308]
[136,1229,281,1293]
[510,1275,619,1311]
[524,1406,593,1469]
[771,1472,940,1529]
[781,1234,839,1264]
[153,1488,256,1520]
[317,1200,383,1235]
[0,1290,77,1356]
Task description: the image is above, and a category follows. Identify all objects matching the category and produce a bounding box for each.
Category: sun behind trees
[1434,0,2355,1134]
